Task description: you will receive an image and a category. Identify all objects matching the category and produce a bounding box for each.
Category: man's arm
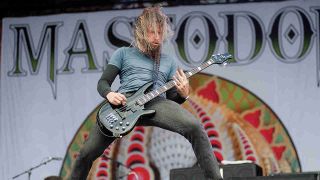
[97,64,127,105]
[97,64,119,98]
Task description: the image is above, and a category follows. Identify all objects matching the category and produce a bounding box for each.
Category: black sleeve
[97,64,120,99]
[166,86,187,104]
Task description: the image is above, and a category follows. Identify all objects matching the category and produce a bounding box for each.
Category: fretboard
[136,58,216,106]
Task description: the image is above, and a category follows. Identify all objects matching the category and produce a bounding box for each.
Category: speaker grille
[222,163,262,178]
[170,167,206,180]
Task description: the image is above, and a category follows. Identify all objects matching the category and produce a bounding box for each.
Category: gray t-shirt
[108,47,177,93]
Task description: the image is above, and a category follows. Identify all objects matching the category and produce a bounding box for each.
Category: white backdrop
[1,0,320,179]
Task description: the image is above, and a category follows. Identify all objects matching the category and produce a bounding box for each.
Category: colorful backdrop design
[1,1,319,179]
[60,73,300,179]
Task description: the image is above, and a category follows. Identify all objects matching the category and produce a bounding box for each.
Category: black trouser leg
[70,123,115,180]
[139,97,222,180]
[71,97,222,180]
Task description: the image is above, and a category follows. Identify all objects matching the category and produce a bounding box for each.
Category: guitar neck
[136,57,218,106]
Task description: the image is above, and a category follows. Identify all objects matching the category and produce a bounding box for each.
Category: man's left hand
[173,68,190,99]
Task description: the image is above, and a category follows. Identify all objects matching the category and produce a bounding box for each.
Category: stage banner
[1,0,319,179]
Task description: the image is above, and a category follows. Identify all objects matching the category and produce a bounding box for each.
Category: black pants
[71,97,222,180]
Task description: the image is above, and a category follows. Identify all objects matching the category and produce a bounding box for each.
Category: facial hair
[146,43,161,62]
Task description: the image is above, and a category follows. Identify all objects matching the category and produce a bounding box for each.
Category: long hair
[133,6,172,59]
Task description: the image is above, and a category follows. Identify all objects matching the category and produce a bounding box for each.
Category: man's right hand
[106,92,127,106]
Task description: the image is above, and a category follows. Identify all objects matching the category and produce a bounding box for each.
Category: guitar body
[97,82,155,137]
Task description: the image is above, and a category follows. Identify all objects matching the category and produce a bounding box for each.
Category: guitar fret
[134,53,230,106]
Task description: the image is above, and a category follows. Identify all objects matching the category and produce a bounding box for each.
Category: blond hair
[133,6,172,56]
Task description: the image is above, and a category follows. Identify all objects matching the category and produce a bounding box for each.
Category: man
[71,6,222,180]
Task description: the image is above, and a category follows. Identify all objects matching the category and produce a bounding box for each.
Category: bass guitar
[97,53,232,137]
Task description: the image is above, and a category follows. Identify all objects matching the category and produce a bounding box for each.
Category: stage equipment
[226,172,319,180]
[12,156,63,180]
[170,163,263,180]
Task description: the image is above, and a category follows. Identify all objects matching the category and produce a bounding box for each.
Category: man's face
[146,26,163,49]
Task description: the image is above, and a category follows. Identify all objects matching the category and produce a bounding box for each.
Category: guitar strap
[152,54,166,97]
[152,58,160,89]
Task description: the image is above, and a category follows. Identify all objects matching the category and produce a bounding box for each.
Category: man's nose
[154,35,160,41]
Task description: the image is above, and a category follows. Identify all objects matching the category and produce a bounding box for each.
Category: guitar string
[114,58,220,112]
[113,56,227,112]
[115,79,175,112]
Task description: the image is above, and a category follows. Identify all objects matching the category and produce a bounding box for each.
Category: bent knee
[182,120,205,135]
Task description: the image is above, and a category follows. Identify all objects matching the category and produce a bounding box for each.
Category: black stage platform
[170,164,320,180]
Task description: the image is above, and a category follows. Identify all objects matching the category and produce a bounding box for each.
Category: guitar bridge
[104,113,119,125]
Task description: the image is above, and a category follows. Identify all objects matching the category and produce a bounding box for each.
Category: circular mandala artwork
[60,73,301,179]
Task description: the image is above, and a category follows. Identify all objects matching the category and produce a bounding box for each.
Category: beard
[145,42,162,61]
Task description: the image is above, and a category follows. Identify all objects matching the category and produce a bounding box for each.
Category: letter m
[8,23,61,98]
